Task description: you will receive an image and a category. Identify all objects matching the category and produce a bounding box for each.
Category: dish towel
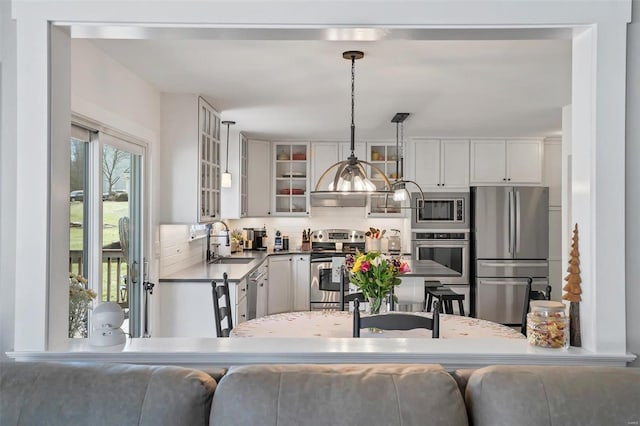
[331,257,345,283]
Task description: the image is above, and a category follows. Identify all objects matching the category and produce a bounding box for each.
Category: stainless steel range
[309,229,365,311]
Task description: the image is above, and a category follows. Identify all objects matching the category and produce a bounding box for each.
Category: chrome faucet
[206,221,230,263]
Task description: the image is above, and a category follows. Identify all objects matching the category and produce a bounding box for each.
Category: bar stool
[425,284,465,316]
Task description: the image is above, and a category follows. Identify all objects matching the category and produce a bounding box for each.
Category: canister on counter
[526,301,568,349]
[282,235,289,251]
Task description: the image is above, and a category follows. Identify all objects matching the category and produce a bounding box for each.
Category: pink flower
[360,261,370,272]
[399,262,411,273]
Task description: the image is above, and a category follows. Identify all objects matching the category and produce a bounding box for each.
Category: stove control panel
[311,229,365,243]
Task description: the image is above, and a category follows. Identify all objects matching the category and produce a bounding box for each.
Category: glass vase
[367,295,388,315]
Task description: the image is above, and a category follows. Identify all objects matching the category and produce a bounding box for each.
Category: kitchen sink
[210,257,255,265]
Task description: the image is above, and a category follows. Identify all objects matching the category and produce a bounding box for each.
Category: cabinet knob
[289,258,292,262]
[268,211,271,215]
[502,178,506,181]
[507,178,511,181]
[241,288,246,292]
[259,283,264,287]
[241,314,246,318]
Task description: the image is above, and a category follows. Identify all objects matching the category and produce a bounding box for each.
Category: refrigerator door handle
[515,190,521,253]
[508,191,515,254]
[480,280,528,285]
[479,262,549,268]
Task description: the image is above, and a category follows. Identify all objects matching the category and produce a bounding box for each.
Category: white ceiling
[88,31,572,141]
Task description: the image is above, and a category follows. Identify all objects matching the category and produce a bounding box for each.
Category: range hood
[310,192,368,207]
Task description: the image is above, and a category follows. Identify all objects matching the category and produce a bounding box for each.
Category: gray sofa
[1,362,639,426]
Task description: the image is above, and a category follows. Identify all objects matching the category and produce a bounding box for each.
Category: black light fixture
[221,120,235,188]
[312,51,393,195]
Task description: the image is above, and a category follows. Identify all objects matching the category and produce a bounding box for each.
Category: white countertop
[7,337,635,369]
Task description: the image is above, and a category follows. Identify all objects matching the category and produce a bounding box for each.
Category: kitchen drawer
[236,297,248,324]
[235,280,248,304]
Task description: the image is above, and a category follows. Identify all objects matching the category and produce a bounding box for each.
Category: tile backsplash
[159,224,207,276]
[228,207,412,252]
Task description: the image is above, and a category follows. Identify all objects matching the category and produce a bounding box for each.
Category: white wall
[0,0,17,360]
[626,0,640,367]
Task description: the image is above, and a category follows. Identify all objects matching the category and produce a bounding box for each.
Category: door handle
[508,191,514,254]
[480,262,548,268]
[515,190,521,253]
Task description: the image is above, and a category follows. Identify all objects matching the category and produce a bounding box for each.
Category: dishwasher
[248,263,268,320]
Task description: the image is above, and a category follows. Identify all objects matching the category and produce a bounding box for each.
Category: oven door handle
[311,258,336,263]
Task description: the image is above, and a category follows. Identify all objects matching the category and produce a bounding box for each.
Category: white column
[572,24,628,353]
[48,26,72,349]
[14,14,49,351]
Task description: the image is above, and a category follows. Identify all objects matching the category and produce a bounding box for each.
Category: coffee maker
[243,227,267,251]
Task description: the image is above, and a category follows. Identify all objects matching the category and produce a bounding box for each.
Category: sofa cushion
[465,365,640,426]
[0,361,216,426]
[210,364,468,426]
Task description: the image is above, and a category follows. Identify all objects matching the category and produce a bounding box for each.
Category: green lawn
[69,200,129,250]
[70,200,130,302]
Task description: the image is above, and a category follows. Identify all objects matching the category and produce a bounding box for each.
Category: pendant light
[387,112,425,206]
[221,120,235,188]
[311,51,393,195]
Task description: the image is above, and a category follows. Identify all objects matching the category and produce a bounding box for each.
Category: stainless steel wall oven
[411,231,470,285]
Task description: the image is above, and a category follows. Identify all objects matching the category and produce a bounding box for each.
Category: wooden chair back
[353,299,440,338]
[212,272,233,337]
[521,277,552,335]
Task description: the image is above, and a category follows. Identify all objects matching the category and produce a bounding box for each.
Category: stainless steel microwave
[411,192,470,229]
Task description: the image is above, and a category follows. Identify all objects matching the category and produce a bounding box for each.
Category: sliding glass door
[69,124,146,338]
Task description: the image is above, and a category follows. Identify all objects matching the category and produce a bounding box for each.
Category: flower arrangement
[345,251,411,314]
[68,273,96,338]
[230,228,244,242]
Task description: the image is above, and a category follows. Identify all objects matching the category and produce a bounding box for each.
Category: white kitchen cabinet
[272,142,310,216]
[367,142,403,216]
[247,139,271,217]
[543,138,562,207]
[267,254,310,313]
[311,142,340,191]
[413,139,469,189]
[231,278,248,325]
[155,279,246,337]
[159,94,221,223]
[470,139,543,185]
[267,255,293,314]
[292,255,310,311]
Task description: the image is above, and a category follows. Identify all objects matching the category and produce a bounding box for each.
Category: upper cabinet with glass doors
[273,142,309,216]
[198,98,221,221]
[367,143,403,216]
[158,94,222,224]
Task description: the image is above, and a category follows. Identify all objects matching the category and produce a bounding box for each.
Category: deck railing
[69,249,128,307]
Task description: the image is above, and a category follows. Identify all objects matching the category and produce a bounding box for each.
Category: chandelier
[312,51,393,195]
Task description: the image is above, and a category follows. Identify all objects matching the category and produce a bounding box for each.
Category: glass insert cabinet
[368,143,402,216]
[273,142,309,216]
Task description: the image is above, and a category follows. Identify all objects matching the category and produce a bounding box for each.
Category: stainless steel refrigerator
[471,186,549,324]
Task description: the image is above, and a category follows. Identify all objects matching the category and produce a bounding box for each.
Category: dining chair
[212,272,233,337]
[521,277,552,335]
[352,299,440,338]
